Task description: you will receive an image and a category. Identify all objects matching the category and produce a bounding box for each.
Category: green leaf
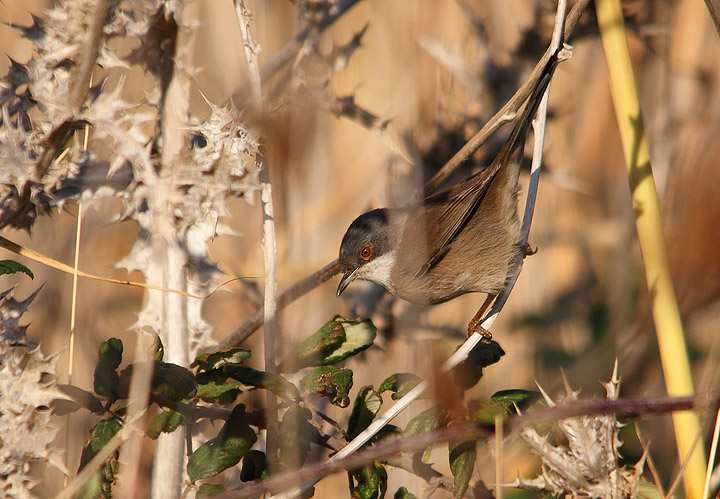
[451,340,504,391]
[93,338,123,399]
[147,409,184,439]
[404,406,450,462]
[379,373,421,400]
[403,406,449,435]
[286,316,376,370]
[197,483,225,497]
[449,439,476,498]
[393,487,417,499]
[240,450,267,481]
[187,404,257,481]
[468,390,542,425]
[0,260,33,279]
[76,418,122,498]
[490,389,541,413]
[224,365,300,402]
[53,384,104,415]
[350,461,387,499]
[195,369,243,404]
[192,347,252,372]
[300,366,353,407]
[347,386,382,439]
[119,361,197,401]
[277,405,318,468]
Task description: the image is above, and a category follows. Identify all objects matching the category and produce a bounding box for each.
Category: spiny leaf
[224,365,300,402]
[348,386,382,439]
[187,404,257,481]
[192,347,252,372]
[0,260,33,279]
[147,409,184,439]
[300,366,353,407]
[379,373,421,400]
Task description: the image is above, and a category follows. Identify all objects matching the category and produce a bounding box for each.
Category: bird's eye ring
[359,244,373,260]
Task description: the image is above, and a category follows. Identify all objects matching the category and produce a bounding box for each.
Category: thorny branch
[222,391,720,498]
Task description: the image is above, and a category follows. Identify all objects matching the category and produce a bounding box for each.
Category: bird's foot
[523,242,537,256]
[467,320,493,341]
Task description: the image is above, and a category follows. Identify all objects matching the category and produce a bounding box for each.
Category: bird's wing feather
[414,57,558,277]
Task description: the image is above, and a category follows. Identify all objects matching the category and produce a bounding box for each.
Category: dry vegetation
[1,0,720,497]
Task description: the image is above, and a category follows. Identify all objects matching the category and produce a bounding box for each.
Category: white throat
[357,250,397,290]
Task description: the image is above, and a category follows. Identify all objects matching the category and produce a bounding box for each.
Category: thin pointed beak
[337,268,359,297]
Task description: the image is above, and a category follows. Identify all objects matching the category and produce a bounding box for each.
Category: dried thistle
[513,364,646,498]
[0,288,70,498]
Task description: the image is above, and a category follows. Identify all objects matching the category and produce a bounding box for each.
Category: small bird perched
[337,58,558,337]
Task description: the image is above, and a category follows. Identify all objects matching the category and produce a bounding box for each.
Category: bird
[336,58,558,337]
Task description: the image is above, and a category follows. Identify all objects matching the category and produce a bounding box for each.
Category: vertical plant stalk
[594,1,706,497]
[150,6,192,498]
[233,0,279,455]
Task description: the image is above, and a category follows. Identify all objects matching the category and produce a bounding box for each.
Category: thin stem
[224,391,720,499]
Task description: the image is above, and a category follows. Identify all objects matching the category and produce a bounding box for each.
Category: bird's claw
[467,320,493,341]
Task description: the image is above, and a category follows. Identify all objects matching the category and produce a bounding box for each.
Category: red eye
[359,244,373,260]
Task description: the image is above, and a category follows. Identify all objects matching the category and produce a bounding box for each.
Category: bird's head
[337,208,397,296]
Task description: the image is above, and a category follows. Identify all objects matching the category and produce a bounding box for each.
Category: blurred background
[2,0,720,496]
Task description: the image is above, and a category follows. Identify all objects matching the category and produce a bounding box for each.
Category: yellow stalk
[595,1,706,497]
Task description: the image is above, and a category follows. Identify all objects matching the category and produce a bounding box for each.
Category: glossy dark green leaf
[277,405,317,468]
[93,338,123,399]
[300,366,353,407]
[192,347,252,372]
[348,386,382,439]
[197,483,225,497]
[449,439,476,498]
[187,404,257,481]
[240,450,267,481]
[195,369,243,404]
[147,409,184,439]
[379,373,421,400]
[287,316,376,369]
[490,389,541,413]
[0,260,33,279]
[393,487,417,499]
[451,340,504,391]
[77,418,121,498]
[119,361,197,401]
[350,461,387,499]
[403,406,449,435]
[53,384,104,415]
[224,365,300,402]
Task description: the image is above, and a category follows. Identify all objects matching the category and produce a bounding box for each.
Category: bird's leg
[467,293,496,339]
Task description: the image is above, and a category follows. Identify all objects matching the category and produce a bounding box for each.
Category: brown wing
[414,56,559,277]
